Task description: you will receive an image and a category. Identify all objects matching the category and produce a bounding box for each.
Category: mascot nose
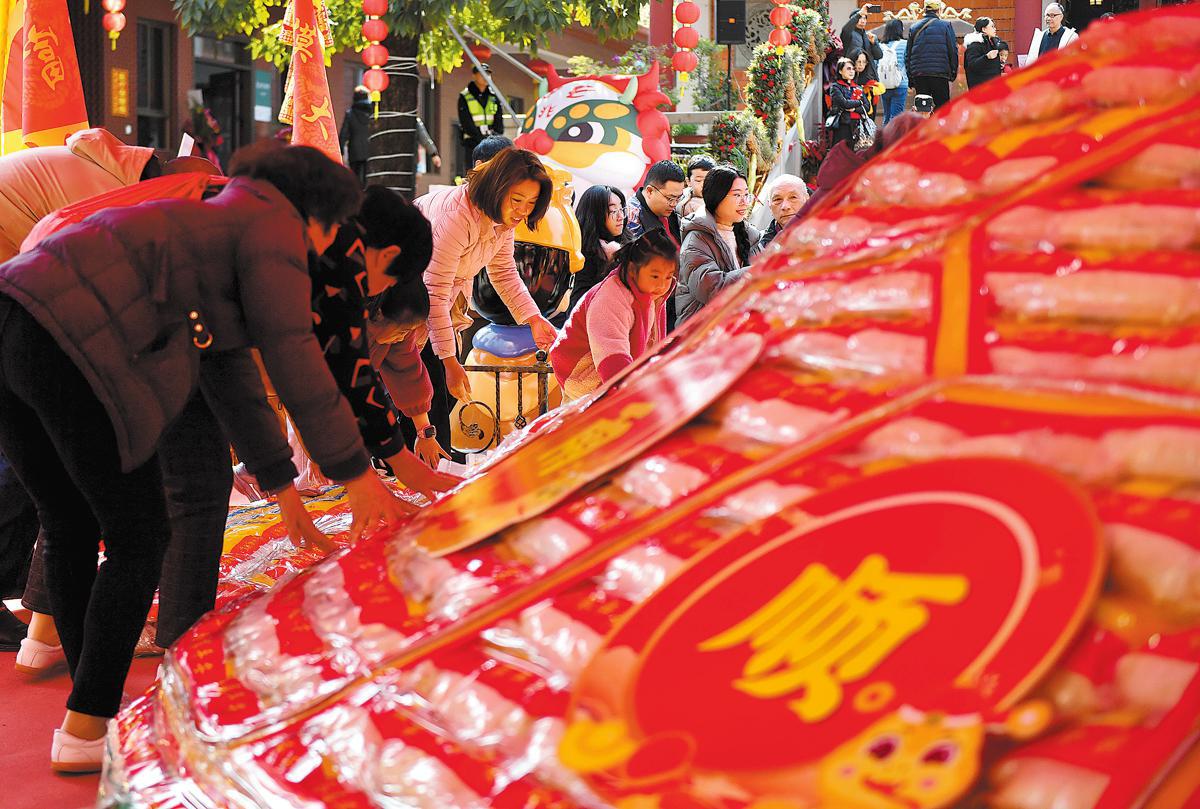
[518,129,554,155]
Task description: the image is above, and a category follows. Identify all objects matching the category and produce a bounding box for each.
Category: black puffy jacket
[964,32,1006,88]
[906,11,959,82]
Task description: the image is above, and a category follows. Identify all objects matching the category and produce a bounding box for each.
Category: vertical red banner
[0,0,88,153]
[278,0,342,163]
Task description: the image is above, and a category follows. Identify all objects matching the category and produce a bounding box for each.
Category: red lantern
[674,0,700,24]
[362,18,388,43]
[362,67,389,93]
[362,0,388,16]
[468,42,492,61]
[673,27,699,50]
[672,50,698,73]
[101,0,123,12]
[768,27,791,47]
[102,11,125,49]
[770,6,794,26]
[527,58,554,78]
[362,43,389,68]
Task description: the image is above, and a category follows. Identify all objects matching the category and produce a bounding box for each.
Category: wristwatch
[417,425,437,440]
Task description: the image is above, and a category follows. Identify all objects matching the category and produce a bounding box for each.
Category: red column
[650,0,674,47]
[1013,0,1041,58]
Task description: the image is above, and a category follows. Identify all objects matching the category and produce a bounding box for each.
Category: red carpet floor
[0,648,161,809]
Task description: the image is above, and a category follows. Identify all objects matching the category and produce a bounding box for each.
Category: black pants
[350,160,368,187]
[399,341,461,461]
[23,391,235,648]
[0,449,38,601]
[0,299,168,718]
[912,75,951,109]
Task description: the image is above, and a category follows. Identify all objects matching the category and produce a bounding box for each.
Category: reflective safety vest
[461,87,499,135]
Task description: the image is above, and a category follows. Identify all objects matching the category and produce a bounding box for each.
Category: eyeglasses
[729,192,752,202]
[607,206,625,218]
[649,185,683,205]
[1044,11,1062,16]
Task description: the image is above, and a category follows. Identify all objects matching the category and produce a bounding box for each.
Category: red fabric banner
[278,0,341,163]
[0,0,89,154]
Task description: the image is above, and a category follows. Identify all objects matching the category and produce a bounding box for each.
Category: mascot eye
[921,743,957,765]
[867,736,899,760]
[559,121,605,144]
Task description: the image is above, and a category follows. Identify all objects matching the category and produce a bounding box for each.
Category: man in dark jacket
[840,5,885,85]
[458,64,505,172]
[340,86,373,187]
[627,160,685,328]
[906,0,959,109]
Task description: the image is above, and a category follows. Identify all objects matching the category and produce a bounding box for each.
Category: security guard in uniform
[457,63,505,172]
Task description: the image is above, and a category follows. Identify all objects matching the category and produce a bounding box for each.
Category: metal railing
[456,351,555,453]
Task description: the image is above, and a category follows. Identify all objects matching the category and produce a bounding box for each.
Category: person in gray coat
[675,164,762,325]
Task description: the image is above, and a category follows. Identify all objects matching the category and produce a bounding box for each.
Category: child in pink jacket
[549,230,678,401]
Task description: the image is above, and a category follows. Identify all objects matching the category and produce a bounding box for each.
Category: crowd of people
[0,0,1101,780]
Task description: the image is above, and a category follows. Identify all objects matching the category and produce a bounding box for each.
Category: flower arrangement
[788,5,833,58]
[745,44,788,138]
[708,109,775,175]
[189,102,224,148]
[800,138,827,185]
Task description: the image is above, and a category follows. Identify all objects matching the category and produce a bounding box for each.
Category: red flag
[0,0,88,154]
[278,0,341,163]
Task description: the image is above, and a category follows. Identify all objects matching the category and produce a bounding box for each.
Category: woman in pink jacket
[413,148,559,454]
[549,231,678,401]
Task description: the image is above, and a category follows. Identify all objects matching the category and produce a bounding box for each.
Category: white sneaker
[14,637,65,674]
[50,728,106,773]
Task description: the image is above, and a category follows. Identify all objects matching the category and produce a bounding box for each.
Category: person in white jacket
[1026,3,1078,65]
[413,147,558,455]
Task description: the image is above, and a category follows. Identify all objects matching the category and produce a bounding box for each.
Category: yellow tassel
[110,31,118,50]
[84,0,89,12]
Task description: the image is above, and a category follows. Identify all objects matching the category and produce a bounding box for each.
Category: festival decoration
[769,0,793,48]
[513,63,671,197]
[672,0,700,79]
[98,8,1200,809]
[744,42,796,147]
[360,0,389,111]
[278,0,340,162]
[0,0,89,153]
[709,108,773,175]
[101,0,126,49]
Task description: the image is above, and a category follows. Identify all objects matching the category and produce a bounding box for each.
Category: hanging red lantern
[527,58,554,78]
[362,18,388,43]
[362,67,389,93]
[362,43,389,68]
[468,42,492,62]
[102,10,125,49]
[673,26,699,50]
[674,0,700,24]
[769,6,794,27]
[100,0,121,12]
[672,50,698,74]
[362,0,388,16]
[768,27,792,47]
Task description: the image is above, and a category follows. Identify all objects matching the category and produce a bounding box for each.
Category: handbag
[855,116,878,150]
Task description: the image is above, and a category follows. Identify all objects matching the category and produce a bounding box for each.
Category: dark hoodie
[340,100,373,164]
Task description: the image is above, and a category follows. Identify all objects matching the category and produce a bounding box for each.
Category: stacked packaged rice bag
[102,7,1200,809]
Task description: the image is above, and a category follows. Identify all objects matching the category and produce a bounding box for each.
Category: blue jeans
[882,87,908,124]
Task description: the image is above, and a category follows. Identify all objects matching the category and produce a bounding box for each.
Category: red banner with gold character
[278,0,341,163]
[0,0,88,154]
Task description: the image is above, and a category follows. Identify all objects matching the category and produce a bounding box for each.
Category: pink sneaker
[14,637,65,675]
[51,728,106,773]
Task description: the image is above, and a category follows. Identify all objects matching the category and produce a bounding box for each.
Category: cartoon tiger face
[817,706,985,809]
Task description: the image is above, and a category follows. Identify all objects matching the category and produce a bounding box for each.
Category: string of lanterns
[101,0,126,50]
[671,0,699,79]
[361,0,390,113]
[769,0,794,48]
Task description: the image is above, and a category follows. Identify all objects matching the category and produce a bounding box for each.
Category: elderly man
[759,174,809,249]
[1026,3,1078,65]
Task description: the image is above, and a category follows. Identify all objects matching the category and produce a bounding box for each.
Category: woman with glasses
[675,164,762,325]
[569,185,631,312]
[550,230,678,401]
[1026,2,1077,65]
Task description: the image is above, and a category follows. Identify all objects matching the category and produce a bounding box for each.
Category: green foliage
[689,38,733,112]
[708,109,772,175]
[175,0,644,74]
[788,5,832,55]
[671,122,698,137]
